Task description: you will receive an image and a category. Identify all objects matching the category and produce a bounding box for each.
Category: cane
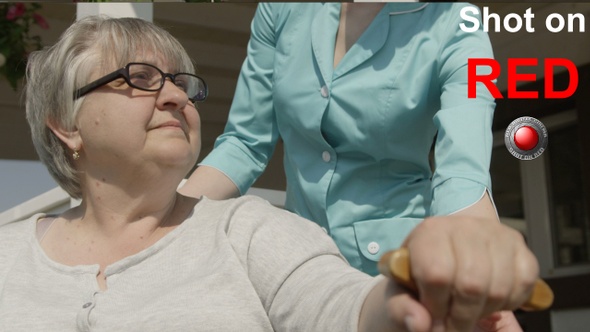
[378,248,554,311]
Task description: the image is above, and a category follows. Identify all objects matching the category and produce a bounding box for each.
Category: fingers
[485,228,538,313]
[446,235,492,331]
[400,215,539,332]
[483,238,514,314]
[508,241,540,308]
[363,279,432,332]
[387,291,433,332]
[408,217,493,331]
[476,311,523,332]
[475,311,504,331]
[405,218,456,325]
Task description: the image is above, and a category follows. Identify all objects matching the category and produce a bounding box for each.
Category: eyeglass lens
[127,63,207,102]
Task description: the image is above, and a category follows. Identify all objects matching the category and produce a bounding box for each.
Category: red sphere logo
[513,126,539,151]
[504,117,548,160]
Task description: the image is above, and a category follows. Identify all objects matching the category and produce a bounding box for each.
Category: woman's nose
[156,78,189,111]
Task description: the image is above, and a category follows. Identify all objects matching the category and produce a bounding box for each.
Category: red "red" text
[468,58,578,99]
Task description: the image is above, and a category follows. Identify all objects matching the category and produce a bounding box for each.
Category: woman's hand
[359,278,433,332]
[402,192,539,332]
[475,311,523,332]
[360,192,537,332]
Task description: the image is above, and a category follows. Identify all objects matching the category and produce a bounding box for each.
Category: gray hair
[25,16,195,199]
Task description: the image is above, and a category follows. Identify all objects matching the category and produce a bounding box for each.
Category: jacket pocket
[353,217,422,276]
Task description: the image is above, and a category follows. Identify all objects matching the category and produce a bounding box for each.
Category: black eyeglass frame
[73,62,208,103]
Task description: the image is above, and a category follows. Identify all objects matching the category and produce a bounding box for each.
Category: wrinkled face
[73,55,201,176]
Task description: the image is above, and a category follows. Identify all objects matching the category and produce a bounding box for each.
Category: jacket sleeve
[200,3,281,195]
[430,3,497,216]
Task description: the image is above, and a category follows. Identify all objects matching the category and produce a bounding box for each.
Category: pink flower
[33,13,49,29]
[6,3,25,21]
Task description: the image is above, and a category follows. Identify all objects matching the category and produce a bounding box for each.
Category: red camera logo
[504,117,548,160]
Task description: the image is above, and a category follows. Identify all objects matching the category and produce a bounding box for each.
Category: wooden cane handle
[378,248,554,311]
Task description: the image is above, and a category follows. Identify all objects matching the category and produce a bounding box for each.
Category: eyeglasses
[73,62,208,103]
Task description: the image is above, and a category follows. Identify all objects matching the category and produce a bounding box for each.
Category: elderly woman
[0,16,537,332]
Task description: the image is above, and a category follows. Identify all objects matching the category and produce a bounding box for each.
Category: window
[546,124,590,267]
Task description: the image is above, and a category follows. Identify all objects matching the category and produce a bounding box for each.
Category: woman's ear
[46,119,82,151]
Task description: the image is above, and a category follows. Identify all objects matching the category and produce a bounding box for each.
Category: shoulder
[255,2,326,27]
[416,3,481,29]
[423,2,479,17]
[257,2,325,16]
[198,195,327,243]
[198,196,345,278]
[0,214,39,265]
[196,194,271,213]
[0,214,38,241]
[420,3,493,63]
[198,195,304,226]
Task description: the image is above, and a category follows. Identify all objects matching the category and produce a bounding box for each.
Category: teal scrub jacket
[202,2,496,276]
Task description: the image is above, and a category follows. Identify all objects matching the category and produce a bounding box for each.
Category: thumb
[475,311,522,332]
[388,292,433,332]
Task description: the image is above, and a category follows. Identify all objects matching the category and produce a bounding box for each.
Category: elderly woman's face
[74,56,201,174]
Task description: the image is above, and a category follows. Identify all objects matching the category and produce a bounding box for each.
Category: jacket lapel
[332,4,390,79]
[310,3,429,82]
[310,3,340,88]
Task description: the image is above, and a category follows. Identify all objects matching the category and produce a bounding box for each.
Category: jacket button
[367,242,380,255]
[320,85,329,98]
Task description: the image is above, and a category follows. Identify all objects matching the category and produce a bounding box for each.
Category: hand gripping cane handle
[378,248,554,311]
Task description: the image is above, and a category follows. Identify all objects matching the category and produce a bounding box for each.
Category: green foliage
[0,2,48,90]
